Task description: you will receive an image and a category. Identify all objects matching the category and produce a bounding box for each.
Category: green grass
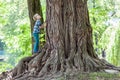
[57,72,120,80]
[0,62,13,73]
[87,72,120,80]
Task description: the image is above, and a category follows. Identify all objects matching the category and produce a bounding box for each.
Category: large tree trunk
[1,0,119,80]
[27,0,43,54]
[45,0,100,72]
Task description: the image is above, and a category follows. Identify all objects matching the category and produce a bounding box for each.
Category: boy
[32,13,42,54]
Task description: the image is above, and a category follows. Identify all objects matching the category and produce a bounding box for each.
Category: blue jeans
[33,33,39,53]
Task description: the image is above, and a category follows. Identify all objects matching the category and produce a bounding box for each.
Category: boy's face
[36,15,41,20]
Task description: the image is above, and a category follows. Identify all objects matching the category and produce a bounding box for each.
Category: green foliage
[0,0,46,71]
[0,0,31,70]
[0,62,13,72]
[88,0,120,66]
[41,0,46,20]
[105,26,120,66]
[88,0,109,54]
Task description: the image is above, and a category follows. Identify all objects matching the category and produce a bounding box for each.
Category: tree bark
[45,0,99,72]
[27,0,43,54]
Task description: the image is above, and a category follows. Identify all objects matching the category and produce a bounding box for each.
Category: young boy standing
[33,13,42,54]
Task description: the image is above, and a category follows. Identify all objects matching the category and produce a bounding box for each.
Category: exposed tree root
[0,47,120,80]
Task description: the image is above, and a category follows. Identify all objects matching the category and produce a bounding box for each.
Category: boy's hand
[39,26,42,29]
[39,26,44,29]
[39,22,46,29]
[43,22,46,27]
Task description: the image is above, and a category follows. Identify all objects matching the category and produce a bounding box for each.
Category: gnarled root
[0,48,120,80]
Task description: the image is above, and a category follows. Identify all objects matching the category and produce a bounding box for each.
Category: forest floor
[0,68,120,80]
[0,54,120,80]
[52,72,120,80]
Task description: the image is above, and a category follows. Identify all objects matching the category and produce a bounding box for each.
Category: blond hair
[33,13,39,21]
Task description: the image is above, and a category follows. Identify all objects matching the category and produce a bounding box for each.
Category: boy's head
[33,13,41,21]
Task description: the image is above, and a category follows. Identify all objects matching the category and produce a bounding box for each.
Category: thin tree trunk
[27,0,43,54]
